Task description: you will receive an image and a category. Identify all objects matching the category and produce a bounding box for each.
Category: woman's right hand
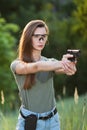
[61,54,77,75]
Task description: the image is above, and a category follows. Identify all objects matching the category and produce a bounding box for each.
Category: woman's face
[31,27,48,52]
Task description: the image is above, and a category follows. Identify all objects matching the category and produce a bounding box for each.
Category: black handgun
[67,49,81,62]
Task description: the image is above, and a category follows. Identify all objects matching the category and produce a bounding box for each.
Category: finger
[65,66,76,75]
[63,54,73,59]
[62,62,74,73]
[62,61,77,74]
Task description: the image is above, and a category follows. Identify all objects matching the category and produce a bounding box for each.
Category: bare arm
[15,60,63,75]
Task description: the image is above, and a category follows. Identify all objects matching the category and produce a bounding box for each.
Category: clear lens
[32,34,48,40]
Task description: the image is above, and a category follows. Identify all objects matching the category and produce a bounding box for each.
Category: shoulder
[10,58,20,66]
[10,58,21,73]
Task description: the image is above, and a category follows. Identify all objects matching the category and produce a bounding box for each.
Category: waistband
[20,106,57,120]
[39,108,57,120]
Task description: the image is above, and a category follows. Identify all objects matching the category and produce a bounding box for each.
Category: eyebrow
[32,34,48,36]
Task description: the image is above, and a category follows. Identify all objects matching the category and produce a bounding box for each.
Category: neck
[32,50,41,62]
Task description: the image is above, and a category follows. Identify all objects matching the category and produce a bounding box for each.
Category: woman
[10,20,76,130]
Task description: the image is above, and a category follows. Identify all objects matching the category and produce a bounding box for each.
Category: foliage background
[0,0,87,111]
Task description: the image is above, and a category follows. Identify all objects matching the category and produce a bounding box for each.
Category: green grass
[0,95,87,130]
[57,95,87,130]
[0,111,18,130]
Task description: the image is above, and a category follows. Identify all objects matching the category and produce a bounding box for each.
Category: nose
[39,37,44,42]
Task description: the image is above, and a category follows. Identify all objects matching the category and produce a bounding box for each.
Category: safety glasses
[32,34,48,41]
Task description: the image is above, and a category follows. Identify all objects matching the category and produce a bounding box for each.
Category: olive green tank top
[10,56,56,113]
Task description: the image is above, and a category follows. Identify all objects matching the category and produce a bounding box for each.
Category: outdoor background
[0,0,87,130]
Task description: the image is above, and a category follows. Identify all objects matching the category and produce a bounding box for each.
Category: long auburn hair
[18,20,49,89]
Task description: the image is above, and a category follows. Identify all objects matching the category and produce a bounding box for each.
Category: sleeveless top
[10,56,57,113]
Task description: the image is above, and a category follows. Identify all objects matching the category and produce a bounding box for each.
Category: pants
[16,107,60,130]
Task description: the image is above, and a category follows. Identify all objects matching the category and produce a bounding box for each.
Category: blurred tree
[70,0,87,94]
[60,0,87,96]
[0,17,20,110]
[0,0,50,28]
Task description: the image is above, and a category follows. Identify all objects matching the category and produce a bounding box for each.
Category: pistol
[67,49,81,62]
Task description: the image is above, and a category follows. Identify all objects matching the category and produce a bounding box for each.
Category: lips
[38,45,44,48]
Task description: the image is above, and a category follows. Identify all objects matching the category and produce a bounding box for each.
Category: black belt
[39,108,57,120]
[20,108,57,121]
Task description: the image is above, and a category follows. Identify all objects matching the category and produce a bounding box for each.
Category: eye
[42,34,48,38]
[32,34,40,38]
[42,35,46,37]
